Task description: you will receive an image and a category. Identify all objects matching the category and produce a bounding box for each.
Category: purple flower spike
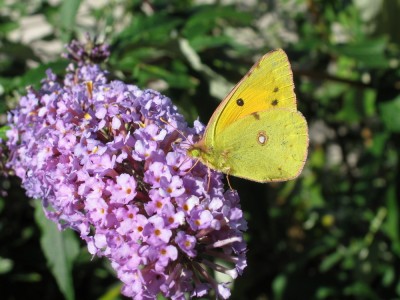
[6,37,247,299]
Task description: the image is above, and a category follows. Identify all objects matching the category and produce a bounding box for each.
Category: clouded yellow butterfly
[188,49,308,182]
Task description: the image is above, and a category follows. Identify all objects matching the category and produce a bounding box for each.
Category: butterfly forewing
[206,49,297,143]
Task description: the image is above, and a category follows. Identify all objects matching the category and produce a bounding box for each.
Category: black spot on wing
[236,98,244,106]
[271,99,278,106]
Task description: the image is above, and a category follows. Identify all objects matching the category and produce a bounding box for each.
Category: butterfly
[187,49,308,183]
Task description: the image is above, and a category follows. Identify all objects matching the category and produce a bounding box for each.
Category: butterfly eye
[236,98,244,106]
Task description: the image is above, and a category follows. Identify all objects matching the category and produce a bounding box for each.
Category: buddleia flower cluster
[6,37,247,299]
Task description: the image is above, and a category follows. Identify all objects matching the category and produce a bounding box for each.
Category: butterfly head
[187,147,201,158]
[187,141,206,158]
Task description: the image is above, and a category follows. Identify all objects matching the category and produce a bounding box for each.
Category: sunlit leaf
[34,201,80,300]
[0,125,10,140]
[379,95,400,132]
[60,0,81,42]
[272,274,287,300]
[330,38,389,68]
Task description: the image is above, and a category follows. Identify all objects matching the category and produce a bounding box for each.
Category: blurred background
[1,0,400,299]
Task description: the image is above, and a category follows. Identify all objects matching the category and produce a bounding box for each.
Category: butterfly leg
[207,166,211,192]
[225,167,234,190]
[226,174,234,190]
[185,157,201,174]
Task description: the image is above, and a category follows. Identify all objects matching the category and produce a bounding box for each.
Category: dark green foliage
[1,0,400,299]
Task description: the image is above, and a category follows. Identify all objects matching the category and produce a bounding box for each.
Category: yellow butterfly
[187,49,308,182]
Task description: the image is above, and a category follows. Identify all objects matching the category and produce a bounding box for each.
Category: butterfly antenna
[177,155,192,170]
[182,157,201,175]
[184,158,211,192]
[159,117,192,147]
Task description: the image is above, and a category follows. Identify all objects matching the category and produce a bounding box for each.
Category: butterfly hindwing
[213,109,308,182]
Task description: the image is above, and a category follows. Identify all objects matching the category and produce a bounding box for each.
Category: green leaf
[363,88,376,116]
[344,281,379,299]
[272,274,287,300]
[397,281,400,297]
[139,64,194,89]
[379,95,400,132]
[0,256,13,274]
[381,265,395,286]
[113,48,166,71]
[182,5,252,38]
[18,61,67,90]
[0,21,18,35]
[319,251,343,272]
[0,41,39,61]
[0,60,66,94]
[368,132,389,156]
[375,0,400,45]
[334,89,362,123]
[330,37,389,68]
[189,35,233,52]
[60,0,81,42]
[178,38,232,99]
[98,283,124,300]
[382,185,400,256]
[117,14,183,46]
[34,200,80,300]
[0,125,10,140]
[316,286,337,299]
